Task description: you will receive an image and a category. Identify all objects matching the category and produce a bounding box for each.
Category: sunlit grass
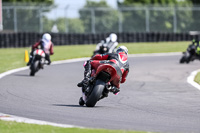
[124,41,188,54]
[0,120,148,133]
[194,71,200,84]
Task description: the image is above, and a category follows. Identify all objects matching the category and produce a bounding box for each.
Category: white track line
[132,52,200,91]
[0,67,29,79]
[0,113,83,128]
[1,52,200,128]
[0,57,90,80]
[187,69,200,91]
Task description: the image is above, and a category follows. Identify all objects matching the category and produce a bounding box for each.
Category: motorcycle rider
[93,33,118,55]
[77,46,129,102]
[189,39,200,56]
[27,33,54,66]
[193,39,200,55]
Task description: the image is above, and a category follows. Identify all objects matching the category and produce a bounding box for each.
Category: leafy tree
[118,0,193,32]
[186,0,200,31]
[67,18,85,33]
[42,17,85,33]
[79,0,119,33]
[55,18,85,33]
[121,0,179,5]
[42,16,54,32]
[2,0,54,32]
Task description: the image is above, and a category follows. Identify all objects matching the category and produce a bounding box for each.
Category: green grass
[124,41,188,54]
[194,72,200,84]
[0,120,147,133]
[0,41,189,73]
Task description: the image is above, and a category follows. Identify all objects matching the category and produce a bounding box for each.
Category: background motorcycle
[180,44,196,64]
[30,49,46,76]
[93,45,109,57]
[79,61,122,107]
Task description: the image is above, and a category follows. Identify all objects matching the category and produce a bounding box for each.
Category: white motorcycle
[30,49,46,76]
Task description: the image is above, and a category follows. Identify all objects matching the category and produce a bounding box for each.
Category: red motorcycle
[79,61,122,107]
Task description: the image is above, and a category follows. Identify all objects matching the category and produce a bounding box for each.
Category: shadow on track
[52,104,81,108]
[14,74,30,77]
[52,104,104,108]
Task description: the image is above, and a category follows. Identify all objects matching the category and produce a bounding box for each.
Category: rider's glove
[110,86,120,95]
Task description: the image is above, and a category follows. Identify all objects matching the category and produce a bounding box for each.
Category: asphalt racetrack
[1,54,200,133]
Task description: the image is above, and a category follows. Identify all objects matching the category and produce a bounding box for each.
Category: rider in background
[193,39,200,55]
[77,46,129,96]
[27,33,54,66]
[93,33,118,55]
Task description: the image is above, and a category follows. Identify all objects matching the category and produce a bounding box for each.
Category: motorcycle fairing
[92,61,122,87]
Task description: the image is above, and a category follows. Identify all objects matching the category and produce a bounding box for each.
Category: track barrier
[0,32,200,48]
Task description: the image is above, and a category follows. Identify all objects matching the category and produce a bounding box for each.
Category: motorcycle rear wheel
[85,80,105,107]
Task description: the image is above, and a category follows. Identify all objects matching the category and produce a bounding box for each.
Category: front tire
[30,60,39,76]
[85,80,105,107]
[180,56,185,63]
[79,97,85,106]
[30,71,35,76]
[186,56,191,64]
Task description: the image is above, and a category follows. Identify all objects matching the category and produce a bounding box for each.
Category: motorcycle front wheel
[180,55,186,64]
[180,56,186,63]
[85,80,105,107]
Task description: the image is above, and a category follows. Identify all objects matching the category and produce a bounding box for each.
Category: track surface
[1,55,200,133]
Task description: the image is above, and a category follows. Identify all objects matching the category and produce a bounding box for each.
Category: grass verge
[0,120,147,133]
[0,41,189,73]
[194,71,200,84]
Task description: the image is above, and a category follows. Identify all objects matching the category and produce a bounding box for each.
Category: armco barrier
[0,32,200,48]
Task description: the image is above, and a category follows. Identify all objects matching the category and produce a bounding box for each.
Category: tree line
[2,0,200,33]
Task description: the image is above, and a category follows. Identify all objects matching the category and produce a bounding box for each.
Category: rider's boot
[45,54,51,65]
[77,60,91,91]
[27,56,32,66]
[77,76,90,92]
[27,52,33,66]
[110,86,120,95]
[48,60,51,65]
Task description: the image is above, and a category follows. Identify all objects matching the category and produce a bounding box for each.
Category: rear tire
[85,80,105,107]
